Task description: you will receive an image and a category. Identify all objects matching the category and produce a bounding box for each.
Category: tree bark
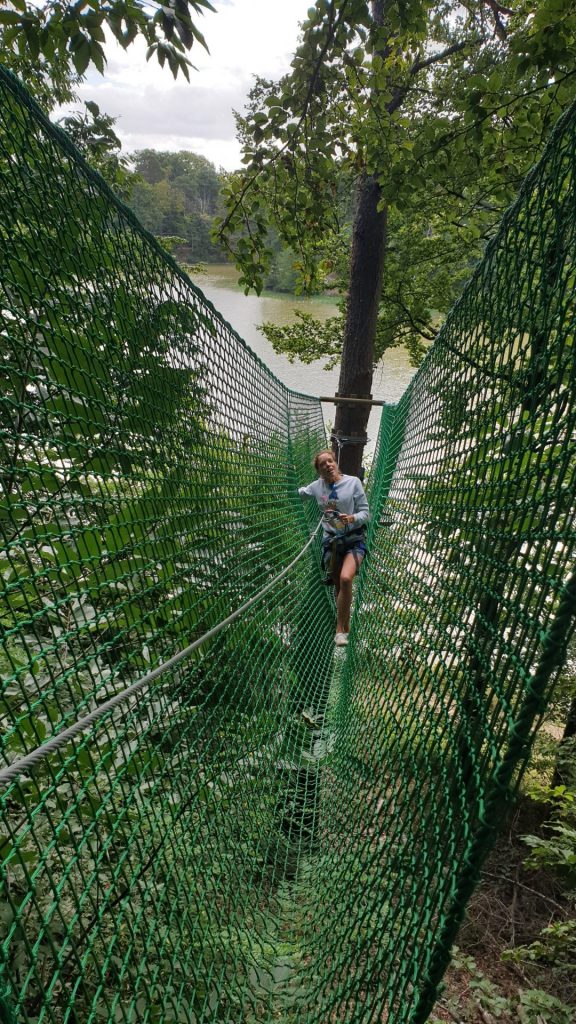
[333,0,387,477]
[333,177,387,476]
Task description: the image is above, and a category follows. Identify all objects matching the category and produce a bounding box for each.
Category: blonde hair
[313,449,336,472]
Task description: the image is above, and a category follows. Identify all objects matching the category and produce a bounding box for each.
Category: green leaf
[0,834,38,868]
[0,12,24,26]
[71,38,91,74]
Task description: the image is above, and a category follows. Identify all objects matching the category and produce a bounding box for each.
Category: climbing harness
[322,528,367,584]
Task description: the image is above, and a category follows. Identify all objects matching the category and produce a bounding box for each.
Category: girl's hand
[340,514,355,525]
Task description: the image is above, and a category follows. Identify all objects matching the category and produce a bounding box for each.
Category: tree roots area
[431,796,575,1024]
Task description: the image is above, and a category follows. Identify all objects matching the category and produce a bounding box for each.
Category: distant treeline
[128,149,301,290]
[129,149,225,263]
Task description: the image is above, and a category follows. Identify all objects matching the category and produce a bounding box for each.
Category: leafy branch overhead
[57,99,135,193]
[0,0,215,79]
[215,0,576,372]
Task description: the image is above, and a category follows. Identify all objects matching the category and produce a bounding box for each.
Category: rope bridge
[0,65,575,1023]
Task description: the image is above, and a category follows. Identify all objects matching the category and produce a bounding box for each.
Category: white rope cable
[0,521,323,786]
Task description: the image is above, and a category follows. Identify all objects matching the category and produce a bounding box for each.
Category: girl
[299,450,369,646]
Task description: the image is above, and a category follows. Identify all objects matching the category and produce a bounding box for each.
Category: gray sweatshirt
[298,474,370,539]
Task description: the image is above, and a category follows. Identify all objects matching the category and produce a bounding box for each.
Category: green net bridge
[1,67,575,1024]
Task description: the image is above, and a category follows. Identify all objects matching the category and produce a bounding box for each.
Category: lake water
[195,264,418,455]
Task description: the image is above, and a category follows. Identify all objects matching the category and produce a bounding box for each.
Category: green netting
[1,65,575,1024]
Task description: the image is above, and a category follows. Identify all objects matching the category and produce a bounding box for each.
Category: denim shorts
[322,532,367,571]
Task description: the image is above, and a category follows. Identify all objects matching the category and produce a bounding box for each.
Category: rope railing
[0,522,322,786]
[1,64,575,1024]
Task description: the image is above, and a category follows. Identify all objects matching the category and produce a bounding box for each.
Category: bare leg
[336,553,358,634]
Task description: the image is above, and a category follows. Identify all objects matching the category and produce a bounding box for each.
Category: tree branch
[482,0,513,41]
[412,69,576,167]
[385,35,484,119]
[394,290,437,340]
[215,0,350,244]
[411,36,483,76]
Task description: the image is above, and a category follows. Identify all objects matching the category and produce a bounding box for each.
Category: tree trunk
[333,176,387,476]
[333,0,387,477]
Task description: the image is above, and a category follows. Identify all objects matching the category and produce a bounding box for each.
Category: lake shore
[193,264,418,458]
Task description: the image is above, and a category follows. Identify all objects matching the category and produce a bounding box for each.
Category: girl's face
[316,452,340,483]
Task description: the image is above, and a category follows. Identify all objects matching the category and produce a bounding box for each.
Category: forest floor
[431,797,575,1024]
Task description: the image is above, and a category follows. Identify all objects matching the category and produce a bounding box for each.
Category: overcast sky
[65,0,311,170]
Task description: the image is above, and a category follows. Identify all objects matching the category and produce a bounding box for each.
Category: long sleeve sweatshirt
[298,474,370,539]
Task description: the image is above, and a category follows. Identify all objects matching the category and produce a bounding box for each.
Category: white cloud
[59,0,310,169]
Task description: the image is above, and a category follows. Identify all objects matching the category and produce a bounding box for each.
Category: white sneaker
[335,632,349,646]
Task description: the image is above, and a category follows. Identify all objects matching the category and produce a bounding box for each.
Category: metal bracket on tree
[319,394,385,406]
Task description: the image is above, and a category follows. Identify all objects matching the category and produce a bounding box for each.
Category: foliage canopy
[216,0,576,367]
[129,149,226,262]
[0,0,215,83]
